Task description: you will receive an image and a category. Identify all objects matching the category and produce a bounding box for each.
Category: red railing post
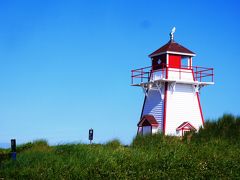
[166,64,168,79]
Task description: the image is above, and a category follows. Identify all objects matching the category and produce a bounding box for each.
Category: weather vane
[170,27,176,41]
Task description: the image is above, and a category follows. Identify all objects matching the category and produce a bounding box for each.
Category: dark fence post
[11,139,16,160]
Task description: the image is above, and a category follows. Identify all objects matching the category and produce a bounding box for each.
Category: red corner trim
[163,67,168,135]
[196,92,204,125]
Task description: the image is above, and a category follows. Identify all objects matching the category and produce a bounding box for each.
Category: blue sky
[0,0,240,146]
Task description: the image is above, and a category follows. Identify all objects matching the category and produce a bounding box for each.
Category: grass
[0,114,240,179]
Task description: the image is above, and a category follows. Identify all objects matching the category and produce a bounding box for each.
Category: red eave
[138,115,159,127]
[176,122,197,131]
[149,40,196,57]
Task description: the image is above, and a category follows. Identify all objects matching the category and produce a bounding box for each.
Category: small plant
[105,139,122,149]
[0,149,10,163]
[189,114,240,144]
[16,139,50,153]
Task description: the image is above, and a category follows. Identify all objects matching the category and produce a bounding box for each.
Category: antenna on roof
[170,27,176,41]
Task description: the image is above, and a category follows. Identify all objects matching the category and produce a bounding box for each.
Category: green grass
[0,114,240,179]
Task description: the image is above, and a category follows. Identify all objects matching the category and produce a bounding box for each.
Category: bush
[131,133,181,149]
[0,149,10,163]
[188,114,240,144]
[105,139,122,149]
[16,139,49,153]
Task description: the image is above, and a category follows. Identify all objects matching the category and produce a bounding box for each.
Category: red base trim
[192,68,204,125]
[196,92,204,125]
[163,83,168,135]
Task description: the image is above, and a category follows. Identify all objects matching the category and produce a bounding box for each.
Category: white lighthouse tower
[131,28,214,136]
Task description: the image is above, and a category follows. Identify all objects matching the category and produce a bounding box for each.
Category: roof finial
[170,27,176,41]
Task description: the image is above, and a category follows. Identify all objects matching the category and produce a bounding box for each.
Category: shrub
[105,139,122,149]
[188,114,240,144]
[0,149,10,163]
[16,139,49,153]
[131,133,181,149]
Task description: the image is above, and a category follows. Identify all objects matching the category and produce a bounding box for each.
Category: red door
[169,55,181,68]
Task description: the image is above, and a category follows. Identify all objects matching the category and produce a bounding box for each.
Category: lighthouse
[131,28,214,136]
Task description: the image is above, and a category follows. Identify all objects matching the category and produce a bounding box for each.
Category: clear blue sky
[0,0,240,146]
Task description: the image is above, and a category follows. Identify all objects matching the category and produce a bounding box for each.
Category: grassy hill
[0,114,240,179]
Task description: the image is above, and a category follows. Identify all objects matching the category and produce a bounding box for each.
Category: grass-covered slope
[0,114,240,179]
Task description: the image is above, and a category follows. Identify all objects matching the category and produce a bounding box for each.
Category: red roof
[149,40,195,57]
[176,122,196,131]
[138,115,158,127]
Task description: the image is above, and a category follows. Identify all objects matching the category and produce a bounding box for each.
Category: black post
[89,129,93,144]
[11,139,16,160]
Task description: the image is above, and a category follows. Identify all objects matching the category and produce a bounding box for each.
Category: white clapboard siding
[142,89,164,131]
[165,83,203,136]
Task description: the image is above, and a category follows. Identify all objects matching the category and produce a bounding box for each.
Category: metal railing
[131,64,214,84]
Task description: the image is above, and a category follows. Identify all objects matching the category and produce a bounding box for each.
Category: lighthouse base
[139,83,203,136]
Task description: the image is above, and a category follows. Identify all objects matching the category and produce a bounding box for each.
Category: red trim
[163,67,168,135]
[196,92,204,125]
[176,122,196,137]
[176,122,197,131]
[138,115,159,127]
[191,69,195,81]
[191,69,204,126]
